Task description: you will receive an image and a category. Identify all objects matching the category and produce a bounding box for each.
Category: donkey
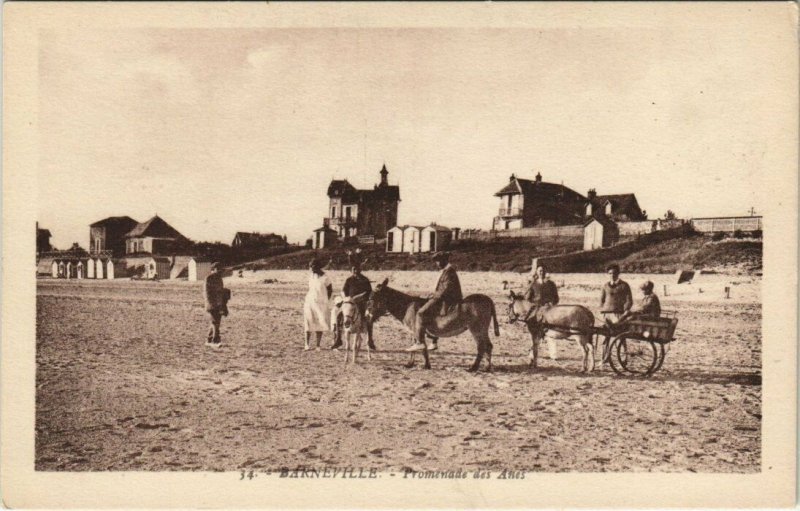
[340,292,370,364]
[507,290,596,373]
[366,278,500,372]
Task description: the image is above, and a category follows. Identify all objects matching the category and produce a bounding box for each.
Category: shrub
[733,229,745,239]
[751,229,763,239]
[711,232,725,242]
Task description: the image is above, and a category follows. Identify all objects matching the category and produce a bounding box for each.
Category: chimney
[588,188,597,200]
[509,173,515,182]
[535,172,542,183]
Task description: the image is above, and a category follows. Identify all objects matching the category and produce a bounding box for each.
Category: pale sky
[38,25,785,247]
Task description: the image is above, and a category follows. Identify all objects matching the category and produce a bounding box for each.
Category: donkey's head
[341,292,368,332]
[366,277,390,322]
[506,290,531,324]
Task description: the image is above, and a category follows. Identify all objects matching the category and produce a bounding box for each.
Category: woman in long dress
[303,259,332,350]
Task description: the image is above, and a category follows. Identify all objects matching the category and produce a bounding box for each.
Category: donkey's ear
[509,290,517,299]
[381,277,389,287]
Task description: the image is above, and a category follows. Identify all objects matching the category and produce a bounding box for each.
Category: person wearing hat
[331,250,376,351]
[407,251,462,352]
[621,280,661,321]
[203,262,228,347]
[303,258,332,351]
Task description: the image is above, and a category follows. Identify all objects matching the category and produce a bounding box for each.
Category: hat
[210,262,221,270]
[347,249,364,268]
[431,251,450,262]
[640,280,654,292]
[309,258,322,269]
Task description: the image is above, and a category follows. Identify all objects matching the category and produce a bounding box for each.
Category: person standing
[204,262,227,347]
[599,263,633,323]
[303,259,332,351]
[332,250,376,351]
[407,251,462,352]
[599,263,632,364]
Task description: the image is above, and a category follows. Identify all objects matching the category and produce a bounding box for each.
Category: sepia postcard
[2,2,797,508]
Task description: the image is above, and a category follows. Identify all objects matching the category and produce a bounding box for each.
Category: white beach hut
[402,226,422,254]
[95,258,105,279]
[386,226,404,253]
[86,258,95,279]
[188,258,213,282]
[420,224,452,253]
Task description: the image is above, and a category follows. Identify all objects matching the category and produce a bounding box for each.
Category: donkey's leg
[484,333,494,372]
[343,332,350,365]
[468,330,485,372]
[353,333,360,364]
[365,331,371,361]
[422,345,431,370]
[529,333,540,370]
[581,335,594,373]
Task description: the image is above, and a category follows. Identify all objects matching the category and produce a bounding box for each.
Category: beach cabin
[86,258,95,279]
[420,224,452,253]
[76,260,85,279]
[583,217,619,251]
[51,260,59,278]
[95,258,105,279]
[402,226,422,254]
[58,261,66,278]
[312,226,337,249]
[145,257,171,280]
[386,226,404,253]
[107,259,127,280]
[188,258,213,282]
[66,261,75,279]
[169,256,193,280]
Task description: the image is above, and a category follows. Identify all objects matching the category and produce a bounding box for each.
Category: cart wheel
[651,342,667,373]
[607,336,625,375]
[614,333,659,376]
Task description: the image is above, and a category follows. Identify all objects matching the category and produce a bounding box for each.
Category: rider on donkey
[332,249,376,351]
[523,265,560,321]
[406,251,462,352]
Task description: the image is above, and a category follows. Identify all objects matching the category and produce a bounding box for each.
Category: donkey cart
[596,312,679,377]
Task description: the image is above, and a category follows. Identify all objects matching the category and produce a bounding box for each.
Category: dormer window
[586,203,592,216]
[605,202,612,215]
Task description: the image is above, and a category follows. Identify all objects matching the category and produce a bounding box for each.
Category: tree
[663,210,676,220]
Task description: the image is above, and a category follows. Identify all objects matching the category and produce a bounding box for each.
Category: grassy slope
[233,233,762,274]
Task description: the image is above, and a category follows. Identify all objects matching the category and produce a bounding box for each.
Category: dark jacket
[430,265,463,315]
[600,280,633,313]
[204,272,226,313]
[343,273,372,299]
[634,293,661,317]
[525,279,559,306]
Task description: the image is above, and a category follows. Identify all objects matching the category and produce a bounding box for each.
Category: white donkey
[340,292,371,364]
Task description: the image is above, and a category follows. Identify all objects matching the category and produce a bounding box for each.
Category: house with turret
[323,164,400,240]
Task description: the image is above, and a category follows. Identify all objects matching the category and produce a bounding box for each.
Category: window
[332,207,337,218]
[605,202,612,215]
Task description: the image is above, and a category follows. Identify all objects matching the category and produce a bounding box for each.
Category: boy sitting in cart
[620,280,661,322]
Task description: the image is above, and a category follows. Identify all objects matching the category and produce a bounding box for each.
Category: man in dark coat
[331,252,376,351]
[523,265,559,322]
[407,251,462,352]
[204,262,228,347]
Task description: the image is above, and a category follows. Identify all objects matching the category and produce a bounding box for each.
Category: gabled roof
[495,176,585,200]
[401,225,424,231]
[126,215,185,239]
[594,193,639,212]
[584,215,618,229]
[90,216,139,229]
[313,226,338,233]
[423,224,451,232]
[327,180,358,199]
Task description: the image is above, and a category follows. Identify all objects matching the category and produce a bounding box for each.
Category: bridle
[507,299,522,324]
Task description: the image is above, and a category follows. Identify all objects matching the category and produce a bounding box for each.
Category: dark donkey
[366,278,500,371]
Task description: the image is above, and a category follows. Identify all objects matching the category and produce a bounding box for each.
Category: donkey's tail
[491,300,500,337]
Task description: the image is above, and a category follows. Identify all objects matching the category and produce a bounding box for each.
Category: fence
[690,216,762,233]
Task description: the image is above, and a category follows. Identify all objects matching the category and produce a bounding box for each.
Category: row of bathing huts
[39,255,214,282]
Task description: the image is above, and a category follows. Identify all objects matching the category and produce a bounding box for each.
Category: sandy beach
[36,270,761,472]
